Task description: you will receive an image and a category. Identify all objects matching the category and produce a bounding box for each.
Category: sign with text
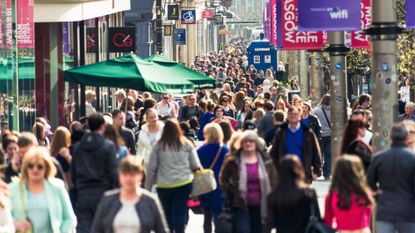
[351,0,371,48]
[407,0,415,28]
[164,25,172,36]
[108,27,136,53]
[298,0,360,31]
[17,0,35,48]
[167,5,179,20]
[6,0,12,49]
[202,9,215,19]
[271,0,277,45]
[276,0,325,50]
[181,8,196,24]
[174,28,186,45]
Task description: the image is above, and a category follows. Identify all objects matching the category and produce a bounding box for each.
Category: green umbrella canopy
[64,54,194,94]
[144,54,216,89]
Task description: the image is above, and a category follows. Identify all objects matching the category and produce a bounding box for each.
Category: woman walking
[9,147,76,233]
[324,155,374,233]
[266,156,320,233]
[197,123,230,233]
[145,119,201,233]
[220,130,276,233]
[91,157,169,233]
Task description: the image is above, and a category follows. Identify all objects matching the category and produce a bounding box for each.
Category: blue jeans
[321,136,331,178]
[232,206,262,233]
[157,183,192,233]
[377,220,415,233]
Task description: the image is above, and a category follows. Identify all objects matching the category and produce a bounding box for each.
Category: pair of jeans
[232,206,262,233]
[203,209,218,233]
[321,136,331,178]
[377,221,415,233]
[76,194,102,233]
[157,183,192,233]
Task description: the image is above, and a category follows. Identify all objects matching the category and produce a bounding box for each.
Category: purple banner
[407,0,415,28]
[298,0,360,31]
[276,0,283,48]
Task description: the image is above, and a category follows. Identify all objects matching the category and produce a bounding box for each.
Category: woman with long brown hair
[340,119,372,171]
[50,126,73,190]
[266,156,319,233]
[324,155,374,233]
[145,119,201,233]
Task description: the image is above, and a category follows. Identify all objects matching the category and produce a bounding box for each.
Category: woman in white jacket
[0,179,14,233]
[137,108,164,173]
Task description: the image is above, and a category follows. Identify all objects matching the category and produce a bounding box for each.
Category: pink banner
[0,2,3,47]
[271,0,277,45]
[6,0,12,49]
[277,0,325,50]
[17,0,35,48]
[351,0,371,48]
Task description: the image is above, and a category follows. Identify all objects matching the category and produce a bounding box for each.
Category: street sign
[164,25,172,36]
[181,8,196,24]
[202,10,215,19]
[167,5,179,20]
[108,27,136,53]
[174,28,186,45]
[215,15,223,25]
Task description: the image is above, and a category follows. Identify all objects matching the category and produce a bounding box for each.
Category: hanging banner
[6,0,12,49]
[17,0,35,48]
[167,5,179,20]
[181,8,196,24]
[407,0,415,28]
[271,0,277,45]
[297,0,360,31]
[265,1,271,41]
[276,0,325,50]
[0,2,3,47]
[174,28,186,45]
[202,9,215,19]
[351,0,371,48]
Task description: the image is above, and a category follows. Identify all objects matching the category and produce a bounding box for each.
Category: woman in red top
[324,155,374,233]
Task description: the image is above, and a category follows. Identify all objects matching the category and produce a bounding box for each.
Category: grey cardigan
[90,189,169,233]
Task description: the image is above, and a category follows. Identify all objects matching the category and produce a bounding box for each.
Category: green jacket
[9,178,76,233]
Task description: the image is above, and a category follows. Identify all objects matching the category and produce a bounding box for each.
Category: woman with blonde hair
[9,147,76,233]
[276,99,287,113]
[197,123,230,233]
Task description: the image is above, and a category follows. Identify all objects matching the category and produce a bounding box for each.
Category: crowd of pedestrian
[0,38,415,233]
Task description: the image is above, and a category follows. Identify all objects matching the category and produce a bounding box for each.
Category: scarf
[239,152,272,224]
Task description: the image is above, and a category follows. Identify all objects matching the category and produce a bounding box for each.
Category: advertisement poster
[297,0,360,31]
[271,0,277,45]
[276,0,325,50]
[351,0,371,48]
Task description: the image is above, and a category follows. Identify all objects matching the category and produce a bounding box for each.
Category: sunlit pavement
[185,179,331,233]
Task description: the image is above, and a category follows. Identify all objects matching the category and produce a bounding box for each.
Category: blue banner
[298,0,360,31]
[407,1,415,28]
[174,29,186,45]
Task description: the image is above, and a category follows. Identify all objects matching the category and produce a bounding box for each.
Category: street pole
[155,0,163,54]
[299,50,309,99]
[327,31,348,164]
[310,52,323,107]
[366,0,400,152]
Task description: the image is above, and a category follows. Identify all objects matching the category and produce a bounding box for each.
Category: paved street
[186,180,330,232]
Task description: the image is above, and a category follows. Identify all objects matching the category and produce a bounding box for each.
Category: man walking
[72,113,119,233]
[178,94,202,121]
[367,121,415,233]
[257,101,275,138]
[112,109,136,155]
[270,106,322,183]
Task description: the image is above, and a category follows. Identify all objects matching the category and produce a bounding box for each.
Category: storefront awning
[34,0,131,22]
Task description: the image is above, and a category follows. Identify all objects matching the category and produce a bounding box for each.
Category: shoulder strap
[20,182,28,218]
[209,145,223,170]
[322,107,331,129]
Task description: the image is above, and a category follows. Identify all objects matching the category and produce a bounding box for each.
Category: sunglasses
[28,163,45,170]
[163,97,169,99]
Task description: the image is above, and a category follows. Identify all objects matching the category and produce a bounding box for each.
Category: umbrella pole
[124,89,130,127]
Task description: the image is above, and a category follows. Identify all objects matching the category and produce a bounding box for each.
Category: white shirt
[400,85,410,103]
[113,199,140,233]
[288,123,301,133]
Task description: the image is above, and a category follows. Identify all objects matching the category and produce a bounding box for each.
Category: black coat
[72,132,119,196]
[367,143,415,222]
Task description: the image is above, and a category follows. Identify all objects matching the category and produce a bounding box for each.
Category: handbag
[191,146,223,196]
[187,198,203,215]
[305,194,336,233]
[18,182,32,233]
[215,201,233,233]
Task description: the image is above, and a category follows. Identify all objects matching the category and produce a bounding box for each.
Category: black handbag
[215,201,233,233]
[305,198,336,233]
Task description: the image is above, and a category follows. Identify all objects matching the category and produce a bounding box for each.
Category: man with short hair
[112,109,136,155]
[301,101,321,138]
[72,113,119,233]
[265,110,285,146]
[257,101,275,137]
[178,94,202,121]
[398,102,415,121]
[367,121,415,233]
[270,107,322,183]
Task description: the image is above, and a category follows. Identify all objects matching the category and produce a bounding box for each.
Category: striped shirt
[145,142,201,189]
